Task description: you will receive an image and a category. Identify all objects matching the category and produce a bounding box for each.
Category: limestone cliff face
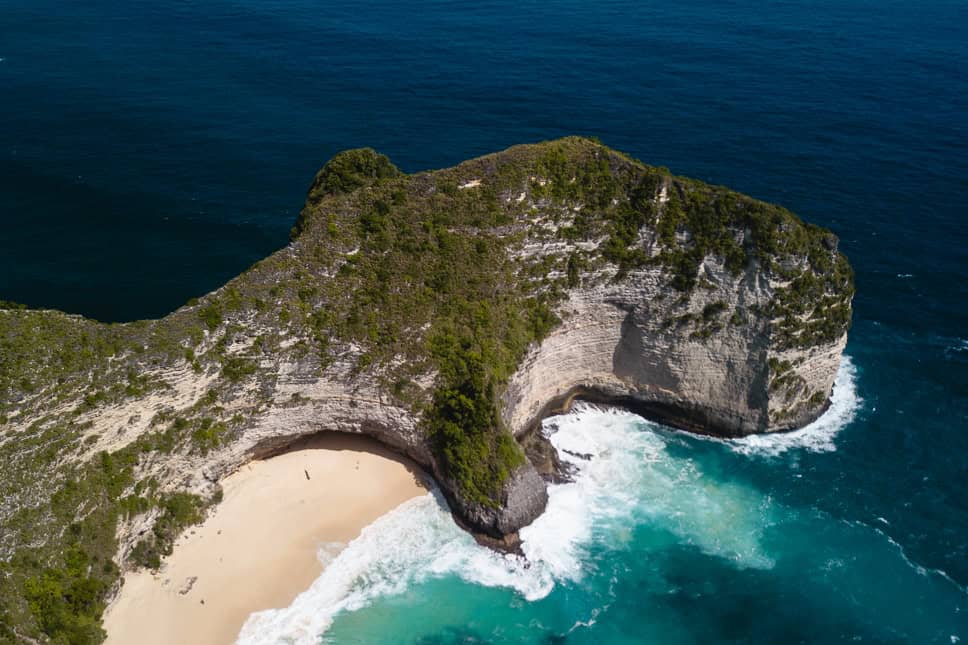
[504,249,847,440]
[0,138,853,638]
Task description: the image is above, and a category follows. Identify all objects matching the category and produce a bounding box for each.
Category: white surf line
[725,355,862,457]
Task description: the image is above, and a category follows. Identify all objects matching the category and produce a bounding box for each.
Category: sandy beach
[103,433,427,645]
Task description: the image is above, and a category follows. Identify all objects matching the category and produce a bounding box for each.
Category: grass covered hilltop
[0,137,853,643]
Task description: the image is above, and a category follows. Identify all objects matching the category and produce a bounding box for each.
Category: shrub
[191,417,227,453]
[702,301,727,320]
[221,357,256,382]
[428,353,525,507]
[129,493,204,570]
[23,546,107,644]
[197,302,223,331]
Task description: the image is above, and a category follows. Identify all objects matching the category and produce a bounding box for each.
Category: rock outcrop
[504,254,847,440]
[0,137,853,642]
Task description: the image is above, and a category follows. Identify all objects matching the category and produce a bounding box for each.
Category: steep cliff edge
[0,138,852,643]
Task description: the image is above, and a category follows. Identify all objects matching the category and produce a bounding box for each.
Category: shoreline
[102,433,428,645]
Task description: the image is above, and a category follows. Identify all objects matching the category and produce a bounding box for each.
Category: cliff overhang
[0,137,853,642]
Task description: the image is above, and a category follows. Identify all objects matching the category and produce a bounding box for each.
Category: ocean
[1,0,966,642]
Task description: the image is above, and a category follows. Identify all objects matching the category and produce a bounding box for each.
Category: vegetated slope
[0,137,852,643]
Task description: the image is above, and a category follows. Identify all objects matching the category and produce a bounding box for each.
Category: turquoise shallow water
[1,0,966,642]
[236,361,966,644]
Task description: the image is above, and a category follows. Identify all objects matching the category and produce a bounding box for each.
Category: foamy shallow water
[724,355,862,457]
[238,359,867,645]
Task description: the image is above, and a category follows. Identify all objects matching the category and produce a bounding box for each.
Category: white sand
[103,434,427,645]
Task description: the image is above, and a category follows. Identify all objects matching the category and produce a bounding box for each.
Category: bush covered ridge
[0,137,852,643]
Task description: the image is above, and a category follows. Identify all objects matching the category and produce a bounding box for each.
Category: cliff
[0,137,853,643]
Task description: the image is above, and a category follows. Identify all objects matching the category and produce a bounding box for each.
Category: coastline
[102,433,427,645]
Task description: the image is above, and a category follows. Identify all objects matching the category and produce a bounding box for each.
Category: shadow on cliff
[245,431,430,492]
[612,306,680,393]
[519,306,774,437]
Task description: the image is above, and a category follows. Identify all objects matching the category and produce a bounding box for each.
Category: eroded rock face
[503,255,847,441]
[439,464,549,547]
[169,246,846,544]
[0,138,854,600]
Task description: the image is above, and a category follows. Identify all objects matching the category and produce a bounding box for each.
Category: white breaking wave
[238,400,780,643]
[726,355,862,457]
[541,404,776,569]
[944,339,968,361]
[236,491,541,645]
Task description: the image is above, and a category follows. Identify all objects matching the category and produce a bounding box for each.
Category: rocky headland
[0,137,853,643]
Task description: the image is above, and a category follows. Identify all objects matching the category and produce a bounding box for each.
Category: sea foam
[726,355,862,457]
[238,398,782,643]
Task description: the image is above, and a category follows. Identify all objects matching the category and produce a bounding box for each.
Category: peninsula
[0,137,853,643]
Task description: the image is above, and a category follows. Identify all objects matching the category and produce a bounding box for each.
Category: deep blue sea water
[2,0,966,642]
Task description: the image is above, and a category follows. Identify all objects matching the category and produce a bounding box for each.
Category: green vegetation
[22,545,108,643]
[808,390,827,406]
[768,356,806,397]
[0,137,853,642]
[197,302,223,330]
[190,417,229,454]
[221,356,257,382]
[702,301,727,320]
[129,493,205,570]
[427,350,525,506]
[291,148,404,240]
[666,301,731,341]
[768,250,854,349]
[308,147,403,199]
[0,429,212,644]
